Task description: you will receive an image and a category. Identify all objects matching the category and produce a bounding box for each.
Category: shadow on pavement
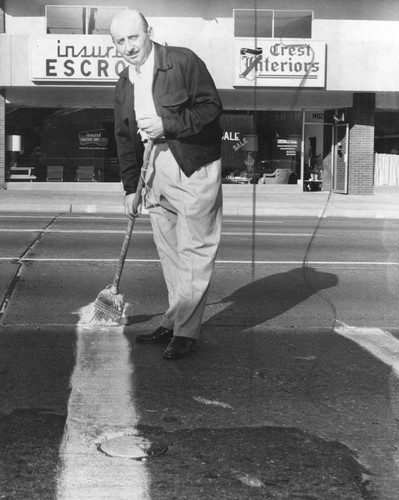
[204,266,338,328]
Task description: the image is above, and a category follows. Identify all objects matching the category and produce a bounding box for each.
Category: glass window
[47,6,84,34]
[234,10,273,38]
[234,9,312,39]
[375,112,399,154]
[5,107,121,183]
[221,111,302,185]
[274,11,312,38]
[46,5,127,35]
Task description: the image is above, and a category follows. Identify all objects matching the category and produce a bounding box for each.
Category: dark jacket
[114,42,223,194]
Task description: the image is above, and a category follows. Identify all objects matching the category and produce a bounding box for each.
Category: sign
[78,129,109,150]
[30,35,127,82]
[277,138,299,157]
[305,111,325,123]
[235,39,326,88]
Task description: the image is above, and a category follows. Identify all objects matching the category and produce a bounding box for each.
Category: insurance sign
[30,35,127,82]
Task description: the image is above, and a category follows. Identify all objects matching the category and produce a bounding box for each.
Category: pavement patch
[134,425,373,499]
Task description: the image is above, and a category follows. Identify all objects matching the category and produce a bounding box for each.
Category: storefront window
[5,107,120,182]
[234,9,312,39]
[46,6,127,35]
[375,111,399,154]
[221,111,302,185]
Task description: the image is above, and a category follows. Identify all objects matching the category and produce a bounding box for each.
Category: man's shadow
[123,267,338,329]
[203,266,338,330]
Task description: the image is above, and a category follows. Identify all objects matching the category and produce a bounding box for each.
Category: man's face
[111,16,153,67]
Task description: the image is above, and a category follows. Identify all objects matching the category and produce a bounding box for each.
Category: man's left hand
[137,115,164,139]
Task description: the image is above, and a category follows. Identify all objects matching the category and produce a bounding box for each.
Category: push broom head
[80,285,125,326]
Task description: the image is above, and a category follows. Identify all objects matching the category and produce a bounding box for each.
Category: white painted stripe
[0,215,285,224]
[0,228,150,234]
[12,257,399,266]
[0,214,285,222]
[57,313,150,499]
[334,321,399,373]
[0,215,55,219]
[334,321,399,490]
[0,228,308,236]
[0,229,44,232]
[46,229,152,234]
[223,221,286,224]
[17,258,161,262]
[222,232,315,237]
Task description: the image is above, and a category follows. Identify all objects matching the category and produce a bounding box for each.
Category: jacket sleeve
[114,83,141,194]
[160,50,223,139]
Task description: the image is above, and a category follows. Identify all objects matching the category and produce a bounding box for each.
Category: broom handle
[111,138,155,293]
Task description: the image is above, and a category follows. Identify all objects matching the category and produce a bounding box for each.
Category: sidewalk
[1,183,398,218]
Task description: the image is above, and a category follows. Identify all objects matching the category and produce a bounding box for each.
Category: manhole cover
[98,435,167,460]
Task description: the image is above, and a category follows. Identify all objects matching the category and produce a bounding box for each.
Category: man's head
[110,10,153,67]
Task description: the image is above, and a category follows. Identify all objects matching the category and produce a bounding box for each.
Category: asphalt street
[1,213,399,499]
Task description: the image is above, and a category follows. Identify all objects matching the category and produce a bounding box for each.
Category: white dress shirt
[129,45,157,141]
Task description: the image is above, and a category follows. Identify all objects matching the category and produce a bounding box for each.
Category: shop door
[332,124,349,194]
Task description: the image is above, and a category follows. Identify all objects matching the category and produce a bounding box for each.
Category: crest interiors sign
[235,39,326,88]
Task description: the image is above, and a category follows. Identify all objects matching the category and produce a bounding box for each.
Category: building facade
[1,0,399,194]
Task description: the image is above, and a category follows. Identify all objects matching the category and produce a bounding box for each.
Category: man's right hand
[124,192,142,220]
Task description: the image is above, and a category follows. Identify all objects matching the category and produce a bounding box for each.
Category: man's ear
[147,26,154,40]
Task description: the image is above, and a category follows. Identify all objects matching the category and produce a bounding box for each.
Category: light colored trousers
[144,143,222,339]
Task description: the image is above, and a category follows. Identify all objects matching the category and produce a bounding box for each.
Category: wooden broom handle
[111,139,154,293]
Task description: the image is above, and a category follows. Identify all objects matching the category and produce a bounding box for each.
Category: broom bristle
[80,287,125,326]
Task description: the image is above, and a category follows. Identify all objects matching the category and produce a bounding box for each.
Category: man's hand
[124,192,141,220]
[137,115,164,139]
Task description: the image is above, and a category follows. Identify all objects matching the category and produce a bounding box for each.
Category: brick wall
[0,89,4,189]
[321,110,334,192]
[0,1,5,189]
[347,93,376,195]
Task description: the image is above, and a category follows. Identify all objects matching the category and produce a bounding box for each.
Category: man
[110,10,223,360]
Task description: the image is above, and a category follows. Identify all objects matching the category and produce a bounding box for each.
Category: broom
[82,138,154,326]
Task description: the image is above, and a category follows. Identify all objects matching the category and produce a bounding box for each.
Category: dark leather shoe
[163,336,195,360]
[135,326,173,344]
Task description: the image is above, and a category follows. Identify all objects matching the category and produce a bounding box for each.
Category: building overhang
[219,88,354,111]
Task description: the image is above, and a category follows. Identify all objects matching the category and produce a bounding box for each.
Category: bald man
[110,11,223,360]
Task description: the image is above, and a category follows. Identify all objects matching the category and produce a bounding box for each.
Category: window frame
[45,5,128,35]
[233,9,313,39]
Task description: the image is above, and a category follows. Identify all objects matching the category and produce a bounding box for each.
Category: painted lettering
[222,131,240,141]
[81,60,91,77]
[63,59,74,77]
[56,41,119,59]
[98,60,109,77]
[46,59,57,76]
[270,43,311,57]
[233,137,248,151]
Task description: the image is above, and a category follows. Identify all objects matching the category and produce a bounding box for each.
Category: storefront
[2,1,399,194]
[4,105,350,190]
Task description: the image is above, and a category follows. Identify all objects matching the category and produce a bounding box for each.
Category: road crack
[0,213,66,322]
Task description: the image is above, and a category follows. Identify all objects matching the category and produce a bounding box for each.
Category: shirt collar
[129,44,154,81]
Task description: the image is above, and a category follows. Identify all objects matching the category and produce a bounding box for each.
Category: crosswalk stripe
[57,308,150,499]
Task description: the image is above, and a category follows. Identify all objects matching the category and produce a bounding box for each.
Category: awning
[219,88,353,111]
